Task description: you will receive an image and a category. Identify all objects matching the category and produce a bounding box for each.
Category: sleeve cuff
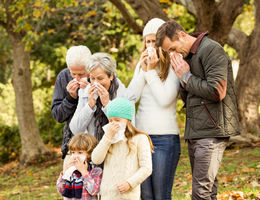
[66,94,78,104]
[87,103,97,112]
[181,71,192,84]
[102,100,110,114]
[103,134,112,144]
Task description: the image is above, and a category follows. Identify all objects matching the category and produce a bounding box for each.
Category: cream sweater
[91,133,152,200]
[128,63,180,135]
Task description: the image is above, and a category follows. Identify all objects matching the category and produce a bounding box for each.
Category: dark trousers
[188,137,229,200]
[141,134,181,200]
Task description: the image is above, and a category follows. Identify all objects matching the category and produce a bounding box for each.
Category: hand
[106,122,120,140]
[78,78,89,89]
[147,48,159,70]
[66,80,80,99]
[88,84,97,109]
[63,156,76,173]
[140,51,148,72]
[117,181,131,194]
[170,52,190,79]
[95,83,110,107]
[74,157,88,176]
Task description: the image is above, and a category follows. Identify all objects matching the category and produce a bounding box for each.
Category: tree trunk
[234,1,260,135]
[109,0,168,33]
[235,48,260,134]
[192,0,244,45]
[9,32,50,166]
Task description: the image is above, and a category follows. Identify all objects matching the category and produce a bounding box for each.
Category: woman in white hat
[128,18,181,200]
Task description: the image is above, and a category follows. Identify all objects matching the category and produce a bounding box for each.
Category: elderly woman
[70,53,135,140]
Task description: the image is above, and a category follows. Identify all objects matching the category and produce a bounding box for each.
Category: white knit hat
[142,18,166,38]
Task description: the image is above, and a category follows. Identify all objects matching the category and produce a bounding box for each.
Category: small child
[57,133,102,200]
[91,98,153,200]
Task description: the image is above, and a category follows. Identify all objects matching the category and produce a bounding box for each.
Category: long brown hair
[124,120,154,154]
[141,39,170,82]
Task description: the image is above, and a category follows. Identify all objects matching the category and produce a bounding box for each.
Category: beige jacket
[91,134,152,200]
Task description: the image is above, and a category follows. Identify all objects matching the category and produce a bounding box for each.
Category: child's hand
[75,157,88,176]
[106,122,120,140]
[117,181,131,194]
[63,156,76,173]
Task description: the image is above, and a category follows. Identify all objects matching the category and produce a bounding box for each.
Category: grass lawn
[0,140,259,200]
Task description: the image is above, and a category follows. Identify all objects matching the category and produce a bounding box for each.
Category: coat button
[201,101,204,104]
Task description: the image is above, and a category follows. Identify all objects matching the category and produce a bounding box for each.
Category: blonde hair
[141,39,170,82]
[125,120,154,154]
[68,133,98,162]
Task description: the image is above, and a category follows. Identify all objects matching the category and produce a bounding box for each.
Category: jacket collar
[190,31,209,54]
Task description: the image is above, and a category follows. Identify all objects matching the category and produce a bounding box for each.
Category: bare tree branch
[109,0,142,34]
[227,28,247,54]
[125,0,169,24]
[174,0,197,16]
[217,0,244,26]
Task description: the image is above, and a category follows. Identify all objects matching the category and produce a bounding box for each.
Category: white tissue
[92,82,99,100]
[71,154,86,163]
[147,47,154,56]
[169,52,183,58]
[63,166,77,181]
[102,123,127,144]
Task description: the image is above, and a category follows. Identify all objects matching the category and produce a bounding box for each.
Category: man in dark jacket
[156,21,240,200]
[51,45,91,159]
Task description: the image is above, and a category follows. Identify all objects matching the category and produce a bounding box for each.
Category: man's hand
[66,80,80,99]
[78,78,89,89]
[117,181,131,194]
[170,52,190,79]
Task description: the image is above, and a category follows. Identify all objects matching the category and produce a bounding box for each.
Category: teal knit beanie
[107,98,134,121]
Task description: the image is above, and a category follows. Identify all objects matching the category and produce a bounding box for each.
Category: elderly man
[156,21,240,200]
[51,45,91,159]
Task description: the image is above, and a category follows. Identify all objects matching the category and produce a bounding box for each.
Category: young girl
[91,97,153,200]
[57,133,102,200]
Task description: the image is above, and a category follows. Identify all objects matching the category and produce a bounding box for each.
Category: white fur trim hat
[142,18,166,38]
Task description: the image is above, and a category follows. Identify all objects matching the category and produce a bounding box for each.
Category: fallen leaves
[218,190,260,200]
[242,167,255,173]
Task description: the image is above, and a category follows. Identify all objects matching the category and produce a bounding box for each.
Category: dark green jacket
[181,36,240,139]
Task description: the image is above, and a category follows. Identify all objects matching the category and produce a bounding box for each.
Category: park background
[0,0,259,199]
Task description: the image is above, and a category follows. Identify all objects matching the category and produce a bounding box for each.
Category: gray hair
[88,53,116,77]
[66,45,91,68]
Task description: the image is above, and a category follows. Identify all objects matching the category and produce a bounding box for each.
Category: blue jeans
[141,134,181,200]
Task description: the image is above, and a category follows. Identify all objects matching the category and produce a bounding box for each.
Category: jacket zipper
[203,104,218,128]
